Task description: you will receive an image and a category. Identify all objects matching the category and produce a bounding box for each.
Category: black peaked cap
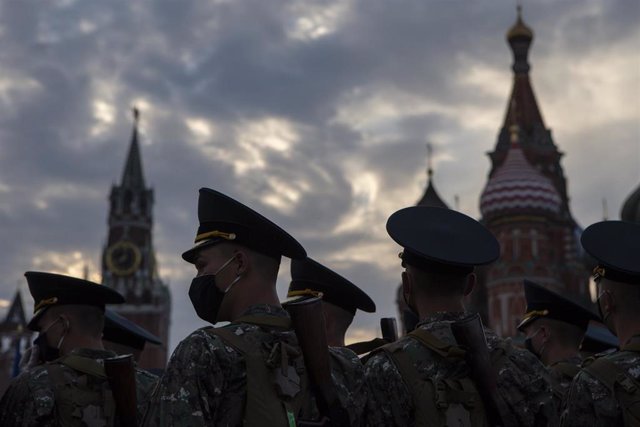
[581,220,640,285]
[517,280,599,332]
[386,206,500,273]
[581,322,619,353]
[289,257,376,315]
[182,188,307,263]
[103,309,162,351]
[26,271,125,331]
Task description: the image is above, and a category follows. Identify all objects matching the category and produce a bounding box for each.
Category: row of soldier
[0,186,638,426]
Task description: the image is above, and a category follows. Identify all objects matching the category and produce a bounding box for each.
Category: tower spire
[121,107,146,189]
[416,143,449,209]
[426,142,434,181]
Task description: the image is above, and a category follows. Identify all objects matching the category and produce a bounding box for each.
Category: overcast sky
[0,0,638,351]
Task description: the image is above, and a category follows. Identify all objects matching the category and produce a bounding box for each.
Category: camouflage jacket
[363,312,558,427]
[143,304,366,426]
[561,345,640,427]
[547,355,582,409]
[0,347,158,426]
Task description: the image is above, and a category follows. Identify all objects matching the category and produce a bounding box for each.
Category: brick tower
[478,9,591,337]
[101,109,171,369]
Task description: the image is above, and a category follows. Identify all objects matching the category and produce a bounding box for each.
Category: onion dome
[507,6,533,74]
[507,6,533,41]
[621,182,640,223]
[480,123,562,221]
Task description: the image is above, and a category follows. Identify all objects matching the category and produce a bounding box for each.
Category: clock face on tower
[106,240,142,276]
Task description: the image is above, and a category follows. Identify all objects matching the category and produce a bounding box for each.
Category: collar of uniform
[416,311,469,328]
[69,348,118,360]
[550,355,582,367]
[239,304,290,319]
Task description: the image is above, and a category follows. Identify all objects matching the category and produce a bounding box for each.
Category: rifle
[380,317,398,342]
[450,314,517,427]
[104,354,138,427]
[346,317,399,355]
[284,295,350,427]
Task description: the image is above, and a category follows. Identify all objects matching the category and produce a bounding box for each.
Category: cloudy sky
[0,0,638,351]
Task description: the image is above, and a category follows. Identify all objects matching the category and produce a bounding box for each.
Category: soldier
[144,188,366,426]
[562,220,640,426]
[517,279,599,405]
[102,309,163,364]
[579,322,619,358]
[0,271,158,426]
[364,206,557,427]
[288,257,376,347]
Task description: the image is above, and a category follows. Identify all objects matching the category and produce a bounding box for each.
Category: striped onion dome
[480,126,562,220]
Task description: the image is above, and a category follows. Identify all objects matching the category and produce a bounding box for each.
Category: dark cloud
[0,0,637,350]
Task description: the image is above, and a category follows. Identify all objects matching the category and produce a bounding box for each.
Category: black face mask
[34,317,66,362]
[596,291,614,334]
[188,255,241,324]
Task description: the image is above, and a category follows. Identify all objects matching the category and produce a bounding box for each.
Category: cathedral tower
[478,9,591,337]
[102,109,171,369]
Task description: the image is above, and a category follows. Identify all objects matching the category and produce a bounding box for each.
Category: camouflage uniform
[0,348,158,426]
[143,304,366,426]
[561,346,640,427]
[547,356,581,410]
[364,312,558,427]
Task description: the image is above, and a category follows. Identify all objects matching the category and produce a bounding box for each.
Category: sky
[0,0,638,352]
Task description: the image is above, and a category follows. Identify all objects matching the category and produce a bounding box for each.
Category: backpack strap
[45,356,117,426]
[584,355,640,425]
[58,354,107,378]
[207,325,307,427]
[235,314,292,330]
[408,329,466,359]
[551,361,580,379]
[379,333,485,427]
[622,342,640,352]
[380,344,440,427]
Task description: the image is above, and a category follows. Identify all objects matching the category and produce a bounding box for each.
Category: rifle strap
[346,338,389,355]
[208,326,308,427]
[584,355,640,425]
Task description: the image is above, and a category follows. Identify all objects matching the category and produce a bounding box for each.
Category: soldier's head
[581,220,640,339]
[386,207,499,318]
[25,271,125,361]
[288,257,375,346]
[183,188,306,323]
[102,309,162,362]
[517,280,598,364]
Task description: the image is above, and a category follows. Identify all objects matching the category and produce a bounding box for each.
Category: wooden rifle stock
[285,295,349,427]
[451,314,517,427]
[104,354,138,427]
[380,317,398,342]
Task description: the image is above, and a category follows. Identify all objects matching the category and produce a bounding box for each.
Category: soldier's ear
[233,249,249,276]
[462,273,476,297]
[401,271,412,297]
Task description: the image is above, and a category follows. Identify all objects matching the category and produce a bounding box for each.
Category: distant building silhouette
[0,291,31,396]
[101,109,171,369]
